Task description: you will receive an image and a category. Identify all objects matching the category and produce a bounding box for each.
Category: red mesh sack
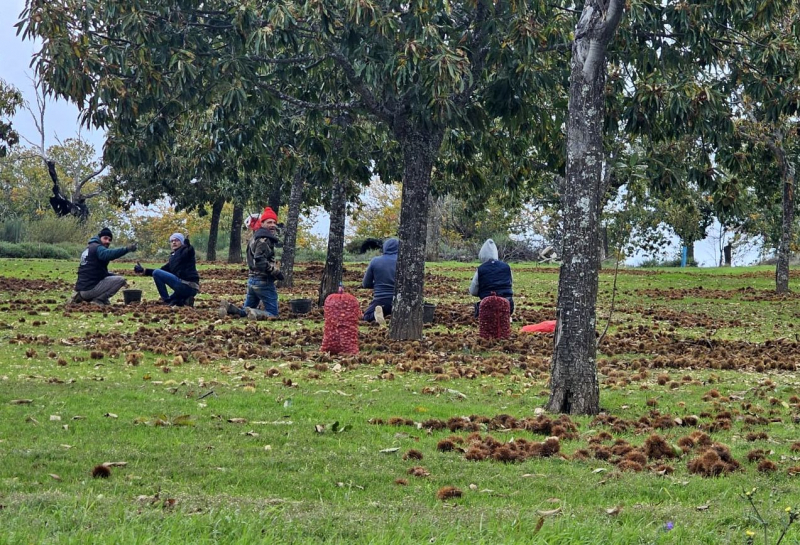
[321,287,361,354]
[479,292,511,339]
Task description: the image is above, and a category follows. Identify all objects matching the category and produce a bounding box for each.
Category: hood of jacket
[479,239,499,263]
[87,236,102,245]
[382,238,399,256]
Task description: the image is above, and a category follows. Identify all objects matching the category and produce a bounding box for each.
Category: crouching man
[69,227,137,306]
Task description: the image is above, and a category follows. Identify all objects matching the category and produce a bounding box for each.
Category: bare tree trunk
[389,125,443,340]
[425,194,443,262]
[280,169,305,288]
[775,152,795,293]
[207,198,224,261]
[269,182,282,214]
[318,176,347,306]
[547,0,623,416]
[228,203,244,264]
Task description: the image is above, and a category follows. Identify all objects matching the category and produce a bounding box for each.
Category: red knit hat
[260,207,278,223]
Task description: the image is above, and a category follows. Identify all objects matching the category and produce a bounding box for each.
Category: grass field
[1,258,799,544]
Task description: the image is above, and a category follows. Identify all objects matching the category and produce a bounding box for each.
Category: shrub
[0,219,25,243]
[0,242,74,259]
[24,216,95,245]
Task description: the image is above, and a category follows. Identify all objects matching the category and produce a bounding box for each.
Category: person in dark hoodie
[219,207,284,319]
[469,238,514,316]
[133,233,200,307]
[362,237,399,325]
[69,227,137,306]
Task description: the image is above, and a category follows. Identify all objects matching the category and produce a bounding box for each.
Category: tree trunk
[388,126,444,340]
[228,203,244,263]
[723,244,732,266]
[425,194,443,262]
[207,198,225,261]
[280,169,305,288]
[547,0,623,416]
[776,161,795,293]
[687,242,695,263]
[318,175,347,306]
[269,182,282,215]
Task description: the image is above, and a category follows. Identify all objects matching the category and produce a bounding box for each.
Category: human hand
[133,262,144,274]
[126,242,138,252]
[274,270,285,282]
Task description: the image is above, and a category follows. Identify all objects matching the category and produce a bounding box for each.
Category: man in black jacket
[220,207,284,319]
[69,227,137,306]
[134,233,200,306]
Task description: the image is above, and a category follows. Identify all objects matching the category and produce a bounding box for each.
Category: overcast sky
[1,0,105,156]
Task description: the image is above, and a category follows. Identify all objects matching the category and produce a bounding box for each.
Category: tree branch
[328,51,393,123]
[255,81,361,113]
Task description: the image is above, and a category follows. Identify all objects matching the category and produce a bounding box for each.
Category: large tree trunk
[280,169,305,288]
[318,175,347,306]
[425,194,443,262]
[774,145,795,293]
[547,0,623,416]
[228,203,244,263]
[388,126,444,340]
[207,197,225,261]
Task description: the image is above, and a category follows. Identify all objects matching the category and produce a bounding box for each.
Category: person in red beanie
[220,206,284,319]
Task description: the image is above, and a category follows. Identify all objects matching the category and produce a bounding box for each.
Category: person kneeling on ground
[69,227,137,306]
[133,233,200,307]
[469,238,514,316]
[219,207,284,320]
[362,237,399,326]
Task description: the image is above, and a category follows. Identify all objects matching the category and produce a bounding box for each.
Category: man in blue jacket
[469,238,514,316]
[362,238,398,325]
[69,227,137,306]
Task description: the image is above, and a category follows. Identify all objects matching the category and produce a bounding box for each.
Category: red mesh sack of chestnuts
[478,292,511,339]
[321,286,361,354]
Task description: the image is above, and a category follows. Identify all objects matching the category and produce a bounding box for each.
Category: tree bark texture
[206,198,225,261]
[426,194,443,262]
[318,175,347,306]
[388,126,443,340]
[228,203,244,263]
[774,142,795,293]
[547,0,623,416]
[280,169,305,288]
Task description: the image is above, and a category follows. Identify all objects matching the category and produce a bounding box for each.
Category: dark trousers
[475,296,514,317]
[363,298,393,322]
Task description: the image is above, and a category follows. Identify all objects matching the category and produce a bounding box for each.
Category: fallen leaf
[227,418,247,424]
[696,505,710,511]
[314,424,325,433]
[592,468,608,474]
[605,506,623,516]
[48,474,61,481]
[244,431,259,437]
[380,447,400,454]
[10,399,33,405]
[102,461,127,467]
[533,516,544,534]
[49,415,61,421]
[104,413,118,419]
[264,445,272,451]
[469,484,478,491]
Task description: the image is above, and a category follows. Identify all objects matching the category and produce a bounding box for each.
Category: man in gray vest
[69,227,137,306]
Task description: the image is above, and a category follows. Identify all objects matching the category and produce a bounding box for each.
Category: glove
[126,243,138,252]
[133,262,144,274]
[274,270,285,282]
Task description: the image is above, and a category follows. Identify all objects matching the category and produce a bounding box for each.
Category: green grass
[1,259,799,543]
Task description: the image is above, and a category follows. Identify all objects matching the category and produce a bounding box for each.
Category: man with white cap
[134,232,200,306]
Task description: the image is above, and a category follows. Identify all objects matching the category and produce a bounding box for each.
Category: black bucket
[123,289,142,305]
[289,298,313,314]
[423,302,436,324]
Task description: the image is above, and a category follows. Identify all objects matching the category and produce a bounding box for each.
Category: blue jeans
[240,277,278,317]
[363,298,392,321]
[152,269,197,305]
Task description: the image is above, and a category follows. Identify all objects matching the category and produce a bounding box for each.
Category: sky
[1,0,106,155]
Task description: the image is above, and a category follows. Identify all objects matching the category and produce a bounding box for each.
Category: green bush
[0,242,75,259]
[0,219,25,243]
[24,216,95,245]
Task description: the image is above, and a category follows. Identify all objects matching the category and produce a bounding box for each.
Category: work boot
[374,305,386,327]
[218,300,239,318]
[91,297,110,307]
[66,291,83,306]
[185,296,195,308]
